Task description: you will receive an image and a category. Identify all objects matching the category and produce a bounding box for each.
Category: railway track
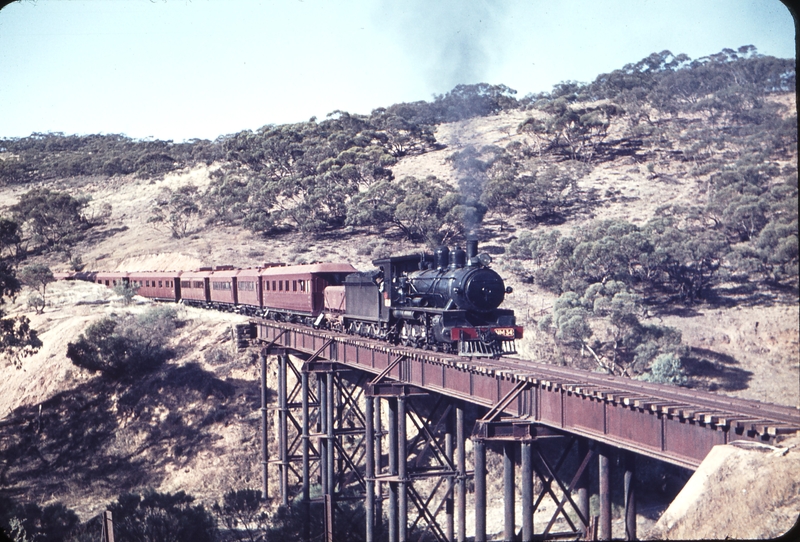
[254,320,800,442]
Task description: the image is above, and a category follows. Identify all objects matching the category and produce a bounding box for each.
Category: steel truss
[264,347,638,542]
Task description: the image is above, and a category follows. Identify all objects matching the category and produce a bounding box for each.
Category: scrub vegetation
[0,46,796,540]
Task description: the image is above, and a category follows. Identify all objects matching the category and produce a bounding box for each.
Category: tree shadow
[79,225,130,248]
[681,350,753,392]
[0,362,269,506]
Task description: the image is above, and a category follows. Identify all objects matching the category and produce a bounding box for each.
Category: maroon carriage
[235,267,263,312]
[179,269,212,305]
[128,271,182,302]
[260,263,356,318]
[208,267,239,308]
[94,271,129,288]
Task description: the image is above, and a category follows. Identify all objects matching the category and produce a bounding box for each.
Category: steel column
[278,354,289,506]
[301,371,310,501]
[326,371,335,498]
[260,352,268,500]
[319,375,328,496]
[504,441,516,542]
[388,397,399,542]
[576,438,590,536]
[301,370,310,542]
[398,396,408,542]
[599,447,611,541]
[624,451,636,541]
[456,405,466,542]
[445,407,455,542]
[521,441,533,542]
[365,396,375,542]
[374,396,384,538]
[474,438,487,542]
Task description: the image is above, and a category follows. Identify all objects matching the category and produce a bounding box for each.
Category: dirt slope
[646,436,800,539]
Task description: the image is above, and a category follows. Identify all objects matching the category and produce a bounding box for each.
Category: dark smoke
[376,0,507,91]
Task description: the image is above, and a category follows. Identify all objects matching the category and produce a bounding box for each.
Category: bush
[640,353,689,386]
[106,490,217,542]
[66,306,181,379]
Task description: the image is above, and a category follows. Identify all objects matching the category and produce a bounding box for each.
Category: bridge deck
[253,320,800,470]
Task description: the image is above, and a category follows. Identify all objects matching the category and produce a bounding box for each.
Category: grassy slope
[0,95,796,524]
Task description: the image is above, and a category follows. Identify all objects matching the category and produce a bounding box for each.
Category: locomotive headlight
[478,253,492,266]
[506,286,513,294]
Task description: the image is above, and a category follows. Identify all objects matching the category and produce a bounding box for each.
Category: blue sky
[0,0,795,142]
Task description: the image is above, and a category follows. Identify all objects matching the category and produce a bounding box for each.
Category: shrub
[66,306,180,379]
[640,353,689,386]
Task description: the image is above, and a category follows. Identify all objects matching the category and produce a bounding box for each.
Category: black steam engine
[343,240,522,357]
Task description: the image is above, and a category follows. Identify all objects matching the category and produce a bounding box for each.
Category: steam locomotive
[73,240,522,358]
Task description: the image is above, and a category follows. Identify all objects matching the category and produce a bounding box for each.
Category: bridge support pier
[521,441,533,542]
[260,351,268,501]
[473,438,487,542]
[398,396,408,542]
[456,405,466,542]
[599,446,612,541]
[624,450,637,541]
[503,442,516,542]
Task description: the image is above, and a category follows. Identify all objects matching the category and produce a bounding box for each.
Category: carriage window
[181,281,190,288]
[293,281,297,292]
[299,280,305,292]
[279,280,283,291]
[272,280,277,291]
[159,281,163,288]
[105,280,110,286]
[193,281,204,289]
[285,280,289,291]
[265,280,270,291]
[239,281,255,291]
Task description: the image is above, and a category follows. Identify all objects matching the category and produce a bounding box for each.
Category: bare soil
[646,436,800,540]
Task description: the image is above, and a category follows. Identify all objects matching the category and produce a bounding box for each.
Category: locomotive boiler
[341,240,522,357]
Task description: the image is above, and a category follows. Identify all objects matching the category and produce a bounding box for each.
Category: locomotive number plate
[494,327,515,338]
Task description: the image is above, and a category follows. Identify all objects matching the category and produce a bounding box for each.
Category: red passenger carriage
[179,269,212,305]
[129,271,182,302]
[260,263,356,319]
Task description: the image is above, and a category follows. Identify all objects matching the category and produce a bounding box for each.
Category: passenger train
[68,241,522,358]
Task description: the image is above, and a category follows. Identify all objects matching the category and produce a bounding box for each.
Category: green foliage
[639,353,689,386]
[66,306,180,379]
[0,499,80,542]
[0,132,218,186]
[106,490,217,542]
[346,175,484,245]
[148,184,202,238]
[18,263,55,314]
[213,489,269,541]
[541,281,687,379]
[0,218,41,368]
[10,189,89,251]
[112,281,138,305]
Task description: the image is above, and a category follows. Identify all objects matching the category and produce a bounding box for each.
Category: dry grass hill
[0,80,797,539]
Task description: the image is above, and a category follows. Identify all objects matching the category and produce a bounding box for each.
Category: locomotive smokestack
[466,239,479,265]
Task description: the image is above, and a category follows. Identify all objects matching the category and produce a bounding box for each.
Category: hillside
[0,48,797,539]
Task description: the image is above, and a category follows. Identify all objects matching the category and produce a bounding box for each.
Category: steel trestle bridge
[252,320,799,542]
